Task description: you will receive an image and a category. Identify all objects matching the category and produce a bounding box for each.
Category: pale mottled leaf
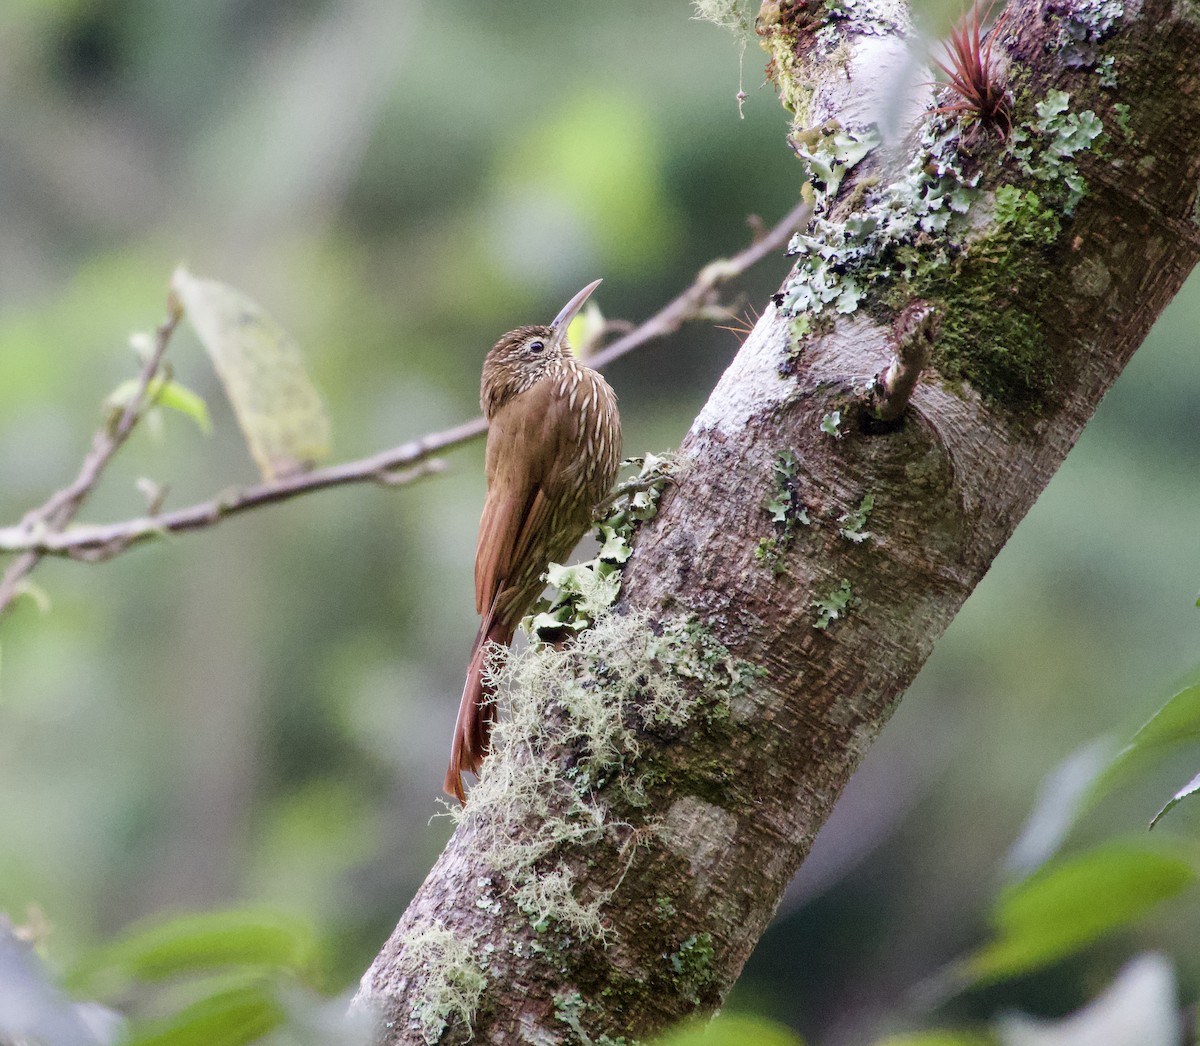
[1005,738,1116,876]
[172,268,330,480]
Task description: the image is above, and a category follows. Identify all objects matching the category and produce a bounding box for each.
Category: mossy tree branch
[357,1,1200,1042]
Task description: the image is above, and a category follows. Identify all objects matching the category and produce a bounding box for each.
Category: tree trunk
[355,0,1200,1041]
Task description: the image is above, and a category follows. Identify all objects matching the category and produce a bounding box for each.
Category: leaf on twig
[1092,681,1200,805]
[105,376,212,434]
[569,301,606,362]
[171,268,331,481]
[1149,769,1200,829]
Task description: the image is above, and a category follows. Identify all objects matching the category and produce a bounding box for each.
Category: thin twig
[0,449,460,562]
[588,196,812,370]
[0,198,811,573]
[0,301,183,616]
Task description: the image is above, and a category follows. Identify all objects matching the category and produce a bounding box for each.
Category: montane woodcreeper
[445,279,622,802]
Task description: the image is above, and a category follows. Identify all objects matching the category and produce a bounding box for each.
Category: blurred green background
[0,2,1197,1043]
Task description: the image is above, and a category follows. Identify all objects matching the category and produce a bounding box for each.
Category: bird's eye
[528,340,545,354]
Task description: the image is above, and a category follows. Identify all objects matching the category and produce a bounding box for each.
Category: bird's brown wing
[473,380,573,623]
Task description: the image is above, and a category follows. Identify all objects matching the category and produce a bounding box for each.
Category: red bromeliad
[932,2,1013,139]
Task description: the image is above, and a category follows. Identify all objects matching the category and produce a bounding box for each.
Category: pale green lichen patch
[838,492,875,543]
[455,609,761,941]
[814,579,853,629]
[553,990,633,1046]
[776,87,1104,413]
[1112,101,1132,138]
[756,449,810,574]
[668,932,716,1007]
[1010,91,1104,213]
[403,924,488,1045]
[525,453,675,640]
[792,122,880,202]
[819,410,843,436]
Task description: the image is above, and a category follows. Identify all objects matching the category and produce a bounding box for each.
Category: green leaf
[154,379,212,433]
[652,1013,805,1046]
[68,909,318,997]
[965,843,1194,984]
[1149,769,1200,829]
[123,981,283,1046]
[1093,682,1200,802]
[105,376,212,434]
[172,267,331,480]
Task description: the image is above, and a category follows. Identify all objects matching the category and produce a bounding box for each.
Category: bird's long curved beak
[548,278,602,351]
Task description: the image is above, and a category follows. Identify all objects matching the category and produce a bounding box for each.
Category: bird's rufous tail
[445,612,512,804]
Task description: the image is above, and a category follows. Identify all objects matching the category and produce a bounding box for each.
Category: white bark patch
[805,311,891,385]
[802,0,925,143]
[659,796,739,878]
[690,303,791,438]
[691,310,890,439]
[816,33,926,139]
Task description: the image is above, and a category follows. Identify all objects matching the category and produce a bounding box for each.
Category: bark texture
[356,0,1200,1041]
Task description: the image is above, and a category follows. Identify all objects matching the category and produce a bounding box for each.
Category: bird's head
[481,279,601,418]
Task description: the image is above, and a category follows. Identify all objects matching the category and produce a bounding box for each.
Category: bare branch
[0,444,462,562]
[0,199,810,583]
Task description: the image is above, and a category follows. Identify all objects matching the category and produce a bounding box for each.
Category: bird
[445,279,622,803]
